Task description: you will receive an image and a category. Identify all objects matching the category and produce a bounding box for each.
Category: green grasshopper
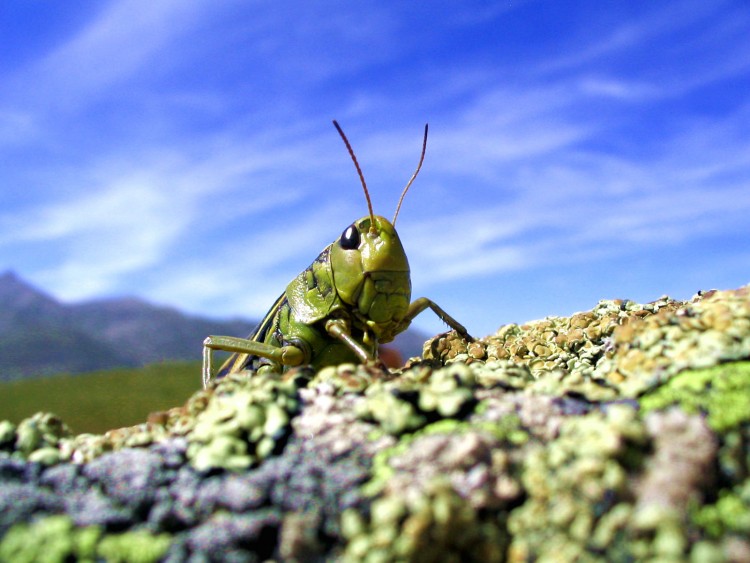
[202,121,473,388]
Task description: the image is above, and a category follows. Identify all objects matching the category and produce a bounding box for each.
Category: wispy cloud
[0,134,322,301]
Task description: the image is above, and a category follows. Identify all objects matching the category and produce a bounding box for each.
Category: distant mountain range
[0,271,429,382]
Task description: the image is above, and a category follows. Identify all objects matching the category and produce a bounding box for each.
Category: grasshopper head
[330,215,411,330]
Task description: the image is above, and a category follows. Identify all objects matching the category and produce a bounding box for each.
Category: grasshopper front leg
[324,319,387,369]
[403,297,475,342]
[202,335,307,388]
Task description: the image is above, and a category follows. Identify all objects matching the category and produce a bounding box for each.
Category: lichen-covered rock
[426,286,750,400]
[1,283,749,560]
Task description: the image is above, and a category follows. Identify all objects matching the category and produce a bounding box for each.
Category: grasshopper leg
[403,298,475,342]
[325,319,387,369]
[202,335,307,388]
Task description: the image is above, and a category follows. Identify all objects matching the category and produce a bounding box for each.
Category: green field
[0,361,203,435]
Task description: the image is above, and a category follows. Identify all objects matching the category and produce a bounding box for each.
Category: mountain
[67,298,257,367]
[0,271,430,381]
[0,271,256,382]
[0,271,67,332]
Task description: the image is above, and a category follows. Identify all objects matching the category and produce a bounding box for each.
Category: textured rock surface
[1,285,749,561]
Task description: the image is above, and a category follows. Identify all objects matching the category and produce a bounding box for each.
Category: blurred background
[1,1,749,430]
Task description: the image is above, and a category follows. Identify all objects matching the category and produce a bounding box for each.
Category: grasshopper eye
[340,224,360,250]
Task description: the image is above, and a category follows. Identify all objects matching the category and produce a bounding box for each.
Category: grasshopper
[202,121,473,388]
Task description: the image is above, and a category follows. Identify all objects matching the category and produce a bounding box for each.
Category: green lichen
[692,481,750,539]
[469,359,536,390]
[596,287,750,397]
[0,516,171,563]
[342,479,508,563]
[96,529,172,563]
[508,405,650,562]
[0,516,100,563]
[357,381,427,435]
[640,361,750,432]
[355,363,477,435]
[186,371,303,471]
[0,420,15,448]
[309,362,378,393]
[0,412,73,465]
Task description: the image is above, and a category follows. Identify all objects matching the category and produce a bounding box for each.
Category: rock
[1,284,749,561]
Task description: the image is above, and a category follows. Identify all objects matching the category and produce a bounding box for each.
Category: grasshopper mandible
[202,121,473,388]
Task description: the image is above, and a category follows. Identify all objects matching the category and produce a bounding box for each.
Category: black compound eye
[339,224,360,250]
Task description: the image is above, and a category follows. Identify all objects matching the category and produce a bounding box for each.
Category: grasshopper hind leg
[202,335,309,388]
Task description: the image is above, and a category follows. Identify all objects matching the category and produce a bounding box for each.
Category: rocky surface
[1,285,749,561]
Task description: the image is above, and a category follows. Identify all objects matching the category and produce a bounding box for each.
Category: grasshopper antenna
[393,123,428,227]
[333,120,376,233]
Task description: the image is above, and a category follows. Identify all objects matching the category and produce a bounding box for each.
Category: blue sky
[1,1,749,338]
